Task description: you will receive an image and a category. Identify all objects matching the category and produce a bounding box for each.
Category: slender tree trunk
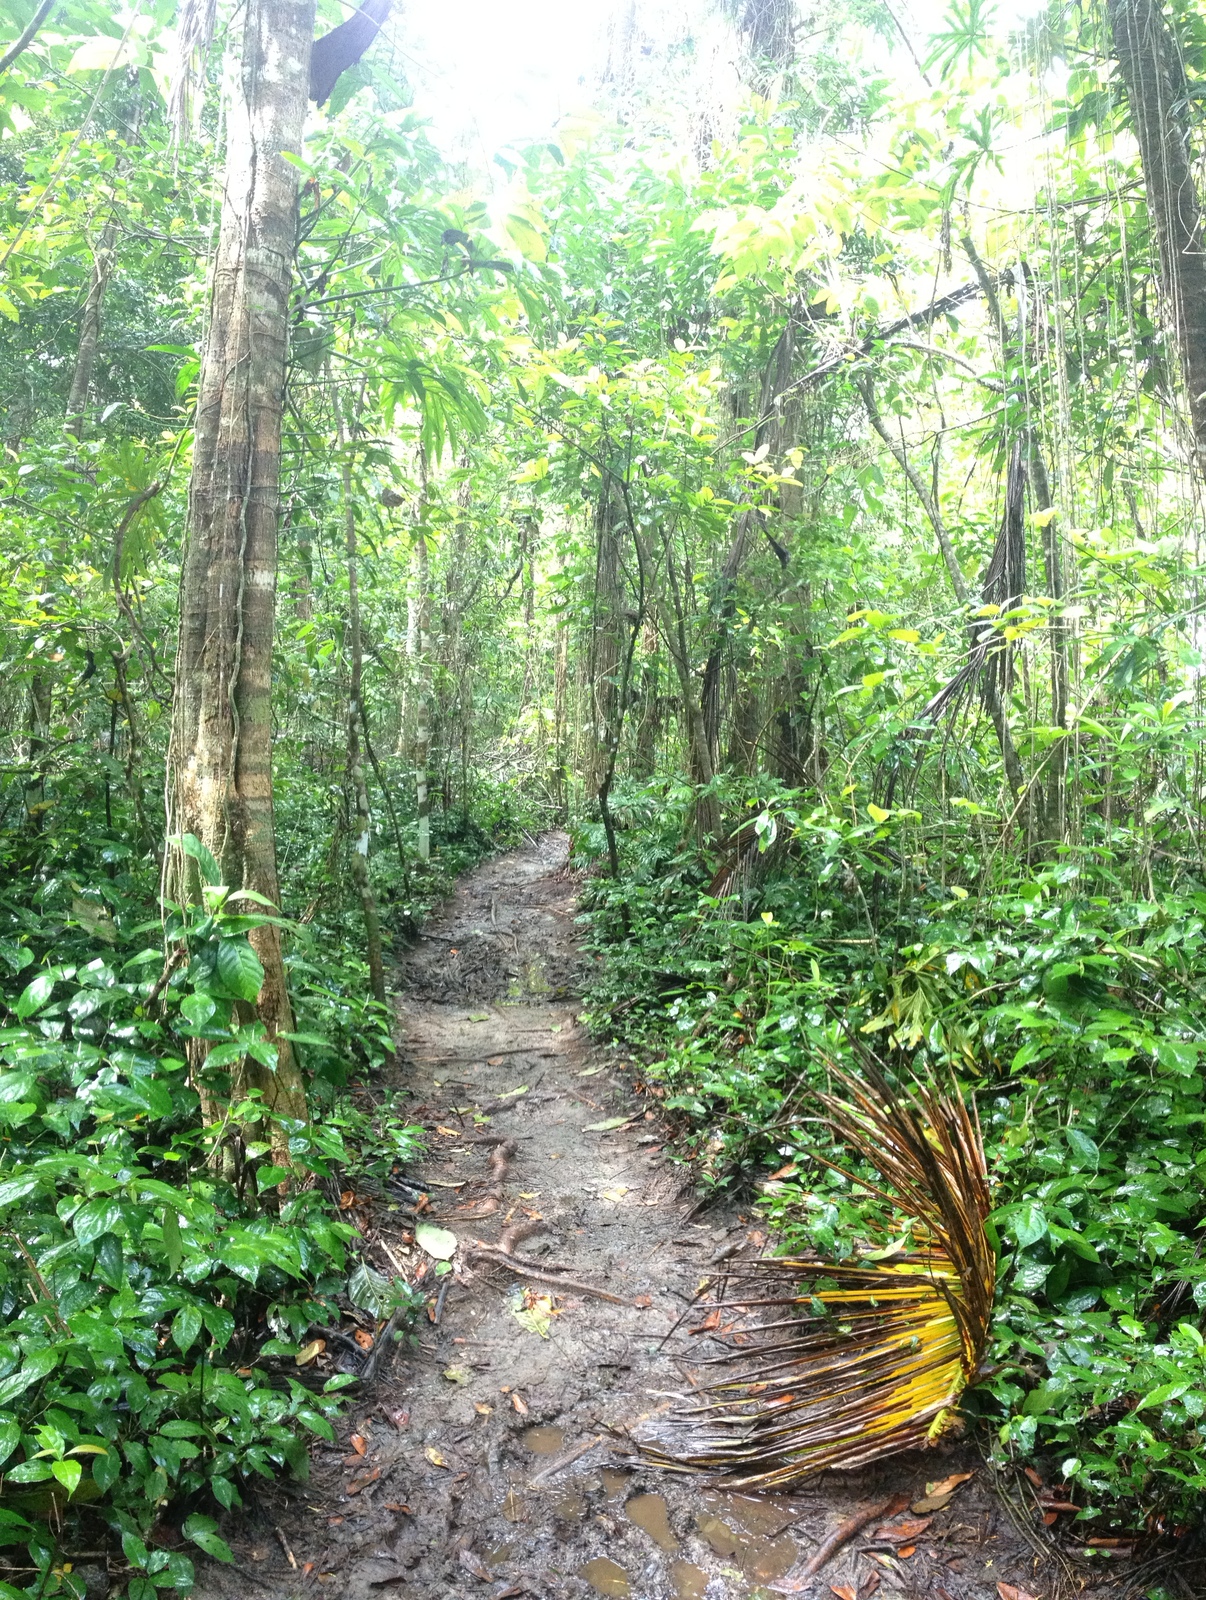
[1108,0,1206,479]
[413,490,432,862]
[65,218,116,440]
[339,418,386,1008]
[169,0,313,1146]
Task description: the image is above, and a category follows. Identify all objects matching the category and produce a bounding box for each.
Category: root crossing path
[197,834,1063,1600]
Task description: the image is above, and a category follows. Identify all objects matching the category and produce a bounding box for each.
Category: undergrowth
[577,774,1206,1534]
[0,768,537,1599]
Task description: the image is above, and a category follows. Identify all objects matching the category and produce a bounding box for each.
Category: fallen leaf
[517,1191,541,1199]
[301,1563,314,1577]
[346,1467,380,1495]
[339,1190,356,1209]
[859,1577,880,1600]
[443,1365,472,1384]
[415,1222,458,1260]
[767,1163,799,1181]
[349,1434,367,1456]
[459,1549,492,1581]
[689,1308,721,1334]
[511,1290,556,1338]
[424,1446,449,1468]
[385,1408,409,1429]
[295,1338,325,1366]
[510,1393,529,1416]
[996,1586,1041,1600]
[353,1328,374,1351]
[830,1586,857,1600]
[865,1555,897,1571]
[1042,1513,1058,1527]
[898,1546,916,1559]
[474,1402,493,1415]
[583,1116,634,1132]
[436,1125,461,1138]
[1024,1468,1044,1488]
[578,1065,605,1076]
[600,1186,629,1202]
[927,1472,974,1496]
[487,1056,504,1066]
[633,1294,652,1309]
[876,1518,932,1541]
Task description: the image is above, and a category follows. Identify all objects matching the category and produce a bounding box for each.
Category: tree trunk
[169,0,313,1147]
[339,418,386,1008]
[65,218,116,440]
[1108,0,1206,478]
[413,495,432,862]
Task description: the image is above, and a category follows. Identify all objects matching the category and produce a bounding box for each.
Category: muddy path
[195,835,1103,1600]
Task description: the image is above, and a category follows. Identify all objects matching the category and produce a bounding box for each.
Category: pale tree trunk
[66,218,116,440]
[339,417,386,1008]
[412,481,432,862]
[169,0,314,1148]
[1108,0,1206,479]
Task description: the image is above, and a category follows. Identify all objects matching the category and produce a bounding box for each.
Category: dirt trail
[197,835,1074,1600]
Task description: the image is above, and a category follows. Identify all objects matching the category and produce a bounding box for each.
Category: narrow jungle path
[196,835,1082,1600]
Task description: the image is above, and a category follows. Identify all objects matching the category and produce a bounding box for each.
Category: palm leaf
[636,1054,994,1488]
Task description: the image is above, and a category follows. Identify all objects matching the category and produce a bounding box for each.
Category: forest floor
[193,834,1146,1600]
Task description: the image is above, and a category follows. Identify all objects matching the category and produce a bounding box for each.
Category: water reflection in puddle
[669,1559,710,1598]
[695,1510,797,1581]
[625,1492,678,1551]
[600,1468,631,1500]
[522,1426,565,1455]
[579,1556,631,1596]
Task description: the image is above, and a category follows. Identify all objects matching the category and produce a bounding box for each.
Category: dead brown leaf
[339,1190,356,1209]
[897,1546,916,1560]
[633,1294,652,1309]
[294,1338,324,1367]
[875,1518,932,1542]
[346,1467,380,1495]
[510,1392,529,1416]
[383,1502,411,1513]
[384,1407,409,1429]
[996,1585,1041,1600]
[928,1472,974,1496]
[353,1328,374,1351]
[1024,1467,1044,1489]
[349,1433,367,1456]
[458,1549,491,1582]
[829,1586,857,1600]
[689,1308,721,1334]
[767,1163,799,1181]
[474,1401,493,1415]
[858,1577,880,1600]
[424,1446,448,1469]
[436,1125,460,1138]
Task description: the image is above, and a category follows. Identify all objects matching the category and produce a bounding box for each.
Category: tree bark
[65,218,116,440]
[412,480,432,861]
[170,0,314,1145]
[1108,0,1206,478]
[339,417,386,1008]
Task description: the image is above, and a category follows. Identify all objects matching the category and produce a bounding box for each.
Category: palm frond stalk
[636,1059,994,1488]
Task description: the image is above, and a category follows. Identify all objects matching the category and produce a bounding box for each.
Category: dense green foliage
[6,0,1206,1588]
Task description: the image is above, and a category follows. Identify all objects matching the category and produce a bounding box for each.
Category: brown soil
[193,834,1144,1600]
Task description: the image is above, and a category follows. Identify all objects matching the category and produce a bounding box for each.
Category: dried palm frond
[636,1056,994,1488]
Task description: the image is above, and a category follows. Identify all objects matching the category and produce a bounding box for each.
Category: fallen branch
[527,1435,604,1486]
[776,1494,910,1590]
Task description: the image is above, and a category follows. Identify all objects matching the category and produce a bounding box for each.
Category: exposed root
[453,1134,517,1218]
[467,1242,631,1306]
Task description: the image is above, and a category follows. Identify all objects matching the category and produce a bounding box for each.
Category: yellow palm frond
[636,1057,994,1487]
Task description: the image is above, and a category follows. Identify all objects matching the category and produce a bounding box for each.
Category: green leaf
[178,833,223,888]
[414,1222,457,1260]
[183,1513,234,1563]
[172,1304,203,1353]
[0,1347,60,1407]
[216,938,265,1002]
[50,1459,82,1496]
[162,1207,183,1274]
[14,971,54,1019]
[1136,1381,1188,1410]
[583,1116,634,1132]
[1011,1202,1048,1248]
